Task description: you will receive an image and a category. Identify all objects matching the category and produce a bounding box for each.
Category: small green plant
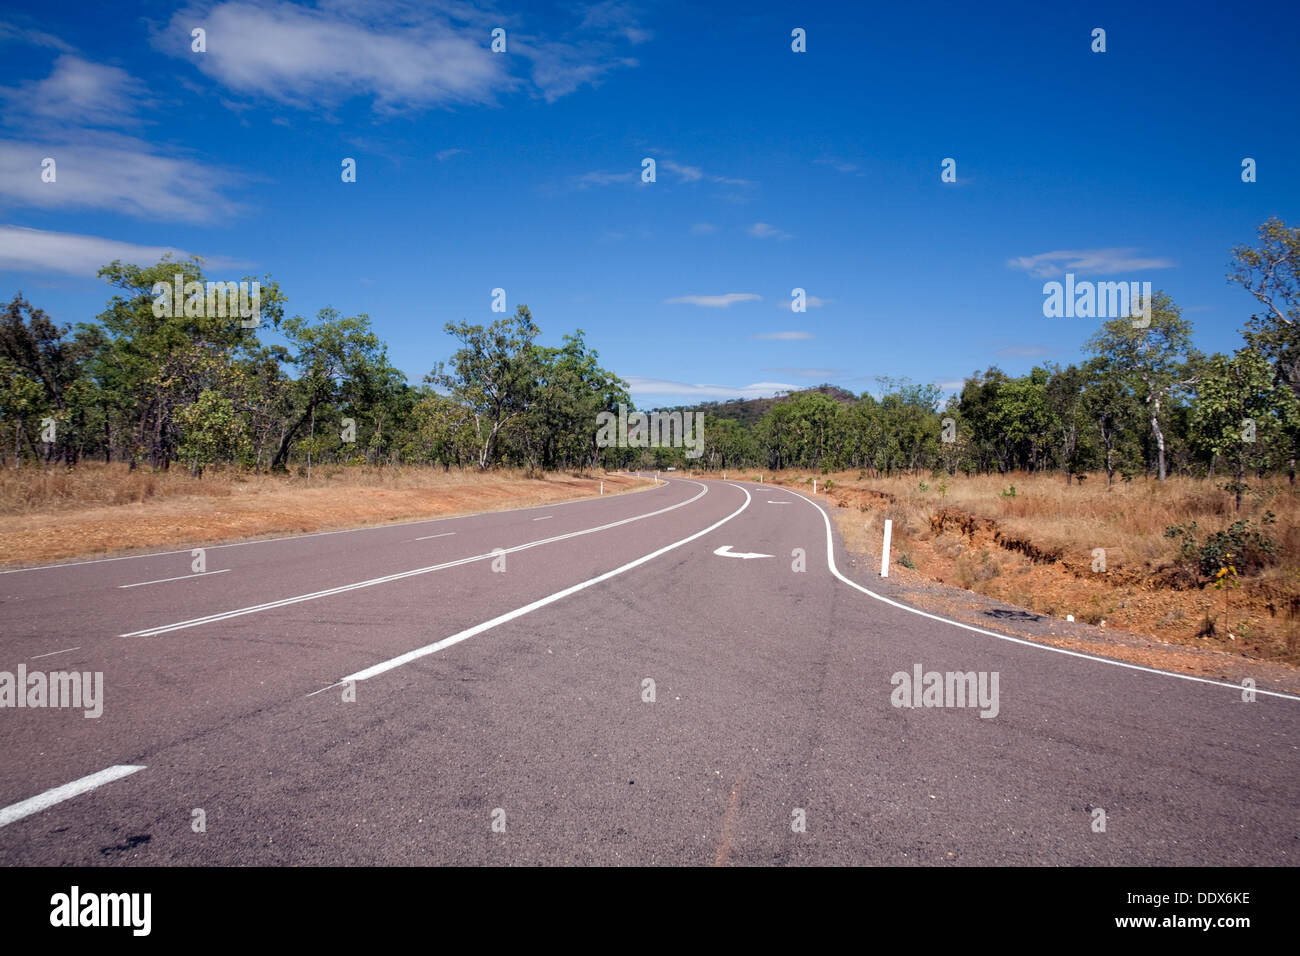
[899,552,917,569]
[1165,513,1277,580]
[918,481,929,492]
[1000,484,1016,498]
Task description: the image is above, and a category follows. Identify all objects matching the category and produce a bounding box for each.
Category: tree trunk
[272,402,316,472]
[1150,393,1167,481]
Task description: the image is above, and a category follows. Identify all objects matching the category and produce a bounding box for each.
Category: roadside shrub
[1165,512,1277,579]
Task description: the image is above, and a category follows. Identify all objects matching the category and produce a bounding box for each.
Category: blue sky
[1,0,1296,408]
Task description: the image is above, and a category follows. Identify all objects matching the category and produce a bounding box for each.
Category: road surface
[0,478,1294,865]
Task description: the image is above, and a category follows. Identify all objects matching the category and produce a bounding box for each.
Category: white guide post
[880,519,893,578]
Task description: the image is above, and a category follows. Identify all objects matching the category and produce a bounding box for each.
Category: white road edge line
[123,479,704,638]
[30,646,81,659]
[118,569,231,589]
[0,765,145,829]
[792,488,1300,703]
[414,532,456,541]
[1,477,664,574]
[333,482,751,686]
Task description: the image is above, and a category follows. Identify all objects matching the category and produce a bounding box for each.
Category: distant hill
[649,384,859,427]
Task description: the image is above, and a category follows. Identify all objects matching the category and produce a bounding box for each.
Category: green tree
[430,306,541,470]
[1229,217,1300,401]
[1086,292,1199,480]
[1189,348,1299,510]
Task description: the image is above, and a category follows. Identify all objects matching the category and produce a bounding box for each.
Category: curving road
[0,478,1295,865]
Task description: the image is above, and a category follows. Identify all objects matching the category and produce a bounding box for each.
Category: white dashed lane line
[0,765,145,829]
[119,569,231,589]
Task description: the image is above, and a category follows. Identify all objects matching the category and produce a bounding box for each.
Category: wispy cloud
[626,377,796,400]
[689,222,715,235]
[152,1,642,113]
[0,21,76,52]
[0,224,243,276]
[0,136,240,222]
[1007,247,1177,279]
[435,147,466,161]
[782,295,828,309]
[577,2,653,45]
[814,158,860,174]
[665,293,761,307]
[753,331,812,340]
[0,55,147,129]
[570,169,637,189]
[749,222,791,240]
[661,158,755,188]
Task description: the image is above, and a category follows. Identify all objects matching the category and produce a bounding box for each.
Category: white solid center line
[119,569,231,589]
[30,646,81,660]
[415,532,456,541]
[532,515,553,521]
[0,765,145,829]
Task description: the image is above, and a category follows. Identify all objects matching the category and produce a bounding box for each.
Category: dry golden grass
[0,463,651,566]
[696,468,1300,665]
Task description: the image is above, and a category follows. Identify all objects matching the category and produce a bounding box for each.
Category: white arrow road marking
[713,545,773,560]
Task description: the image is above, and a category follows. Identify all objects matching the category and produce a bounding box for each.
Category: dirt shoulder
[0,470,652,569]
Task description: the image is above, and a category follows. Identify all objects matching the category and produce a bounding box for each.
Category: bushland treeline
[2,219,1298,499]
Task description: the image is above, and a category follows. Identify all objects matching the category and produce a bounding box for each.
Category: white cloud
[435,147,466,161]
[661,159,703,182]
[749,222,791,240]
[155,1,508,112]
[661,158,754,188]
[0,22,76,52]
[665,293,761,307]
[571,169,637,188]
[154,1,641,112]
[626,377,797,400]
[781,295,828,309]
[0,136,240,222]
[0,225,242,276]
[753,331,812,340]
[1007,247,1177,279]
[0,55,146,129]
[577,2,653,45]
[689,222,715,235]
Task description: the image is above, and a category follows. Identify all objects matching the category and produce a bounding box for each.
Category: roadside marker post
[813,479,817,494]
[880,519,893,578]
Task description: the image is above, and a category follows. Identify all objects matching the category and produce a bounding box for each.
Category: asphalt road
[0,478,1295,865]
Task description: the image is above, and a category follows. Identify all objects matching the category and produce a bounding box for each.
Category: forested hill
[652,385,858,426]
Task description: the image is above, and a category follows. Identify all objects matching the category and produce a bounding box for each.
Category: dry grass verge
[0,463,652,567]
[705,469,1300,667]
